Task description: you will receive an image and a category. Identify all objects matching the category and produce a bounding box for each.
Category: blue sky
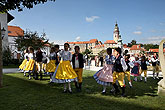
[9,0,165,44]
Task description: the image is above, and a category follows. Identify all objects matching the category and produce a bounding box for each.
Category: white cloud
[52,40,66,45]
[76,36,80,41]
[160,22,165,26]
[86,16,100,22]
[136,26,142,30]
[133,31,142,35]
[142,36,165,44]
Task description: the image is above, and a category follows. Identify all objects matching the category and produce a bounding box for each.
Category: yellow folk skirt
[24,59,35,71]
[45,60,56,73]
[19,59,27,70]
[52,60,78,83]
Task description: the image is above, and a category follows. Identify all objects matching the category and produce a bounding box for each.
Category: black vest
[125,60,130,71]
[36,51,43,62]
[55,50,60,65]
[72,53,84,69]
[141,61,147,70]
[114,55,124,72]
[152,56,157,66]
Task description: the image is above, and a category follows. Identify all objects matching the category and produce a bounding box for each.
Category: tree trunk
[0,23,3,88]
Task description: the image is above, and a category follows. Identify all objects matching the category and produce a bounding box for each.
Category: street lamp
[1,27,6,39]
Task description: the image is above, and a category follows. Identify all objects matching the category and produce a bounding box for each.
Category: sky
[8,0,165,44]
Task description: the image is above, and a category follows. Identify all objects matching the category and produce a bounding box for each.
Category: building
[0,13,14,50]
[67,22,123,55]
[129,44,145,55]
[8,26,24,59]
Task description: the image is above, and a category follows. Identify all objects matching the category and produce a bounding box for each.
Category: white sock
[129,81,132,86]
[140,75,142,80]
[145,77,147,82]
[102,85,106,92]
[64,83,67,91]
[134,77,137,81]
[68,82,72,91]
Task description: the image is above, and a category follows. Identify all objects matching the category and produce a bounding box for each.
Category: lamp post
[0,23,6,88]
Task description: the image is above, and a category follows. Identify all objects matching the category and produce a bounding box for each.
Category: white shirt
[28,53,34,60]
[74,56,79,68]
[24,53,29,60]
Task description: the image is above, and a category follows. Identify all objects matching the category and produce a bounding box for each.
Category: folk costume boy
[151,53,159,79]
[139,56,149,82]
[72,46,85,92]
[35,48,46,80]
[113,48,128,97]
[124,55,133,87]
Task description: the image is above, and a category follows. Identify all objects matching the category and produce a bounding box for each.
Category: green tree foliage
[143,44,159,51]
[15,31,49,51]
[2,47,12,66]
[98,49,106,57]
[82,49,92,55]
[0,0,56,13]
[127,40,137,47]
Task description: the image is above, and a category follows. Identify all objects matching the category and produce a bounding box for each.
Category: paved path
[3,68,20,74]
[84,60,163,78]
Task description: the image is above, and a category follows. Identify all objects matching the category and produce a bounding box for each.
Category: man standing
[72,46,85,92]
[151,53,159,79]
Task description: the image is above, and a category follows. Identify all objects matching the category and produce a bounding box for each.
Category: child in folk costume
[35,48,46,80]
[24,47,35,80]
[52,43,77,93]
[45,47,57,82]
[151,53,159,79]
[94,48,115,94]
[112,48,128,97]
[19,48,29,72]
[72,46,85,92]
[139,56,149,82]
[124,55,133,87]
[131,57,141,81]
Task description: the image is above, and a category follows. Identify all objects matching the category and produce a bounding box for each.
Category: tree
[127,40,137,47]
[0,0,56,13]
[82,49,92,55]
[15,30,49,51]
[2,47,12,66]
[143,44,159,51]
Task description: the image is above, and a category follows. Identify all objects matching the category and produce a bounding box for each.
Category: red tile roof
[94,44,104,48]
[8,26,24,37]
[104,40,116,44]
[67,39,98,44]
[149,49,165,52]
[130,45,142,50]
[123,44,128,48]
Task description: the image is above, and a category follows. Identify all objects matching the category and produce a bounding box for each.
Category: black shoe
[121,93,126,97]
[121,87,126,97]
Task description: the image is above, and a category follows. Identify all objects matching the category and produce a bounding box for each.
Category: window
[8,31,11,33]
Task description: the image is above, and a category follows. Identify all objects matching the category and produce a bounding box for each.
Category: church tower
[113,21,120,43]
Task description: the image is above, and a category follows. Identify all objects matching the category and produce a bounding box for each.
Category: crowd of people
[19,43,160,97]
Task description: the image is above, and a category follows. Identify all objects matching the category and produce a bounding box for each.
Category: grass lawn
[0,70,165,110]
[3,64,20,68]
